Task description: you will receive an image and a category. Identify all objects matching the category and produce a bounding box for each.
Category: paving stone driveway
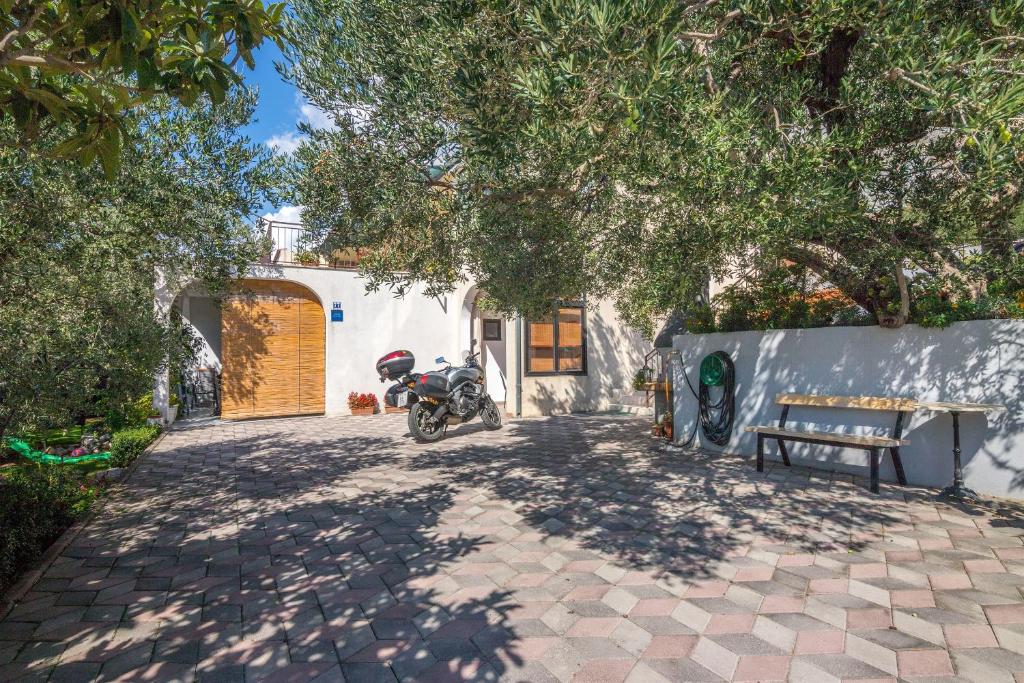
[4,414,1024,682]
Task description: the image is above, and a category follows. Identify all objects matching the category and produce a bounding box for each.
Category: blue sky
[238,40,330,222]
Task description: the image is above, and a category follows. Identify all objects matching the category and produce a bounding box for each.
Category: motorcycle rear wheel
[408,403,445,442]
[480,397,503,430]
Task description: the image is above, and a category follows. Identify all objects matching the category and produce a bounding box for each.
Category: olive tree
[0,88,278,441]
[1,0,284,171]
[283,0,1024,331]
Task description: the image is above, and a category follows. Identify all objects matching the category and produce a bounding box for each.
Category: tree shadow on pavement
[2,419,526,682]
[411,414,927,581]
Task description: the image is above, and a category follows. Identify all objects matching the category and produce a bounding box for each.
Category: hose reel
[683,350,736,447]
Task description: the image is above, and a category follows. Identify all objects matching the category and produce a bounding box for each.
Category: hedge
[0,467,95,597]
[109,425,161,468]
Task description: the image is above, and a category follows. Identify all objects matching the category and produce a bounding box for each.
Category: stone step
[606,403,654,417]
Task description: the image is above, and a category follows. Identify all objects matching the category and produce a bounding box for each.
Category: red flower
[347,392,379,410]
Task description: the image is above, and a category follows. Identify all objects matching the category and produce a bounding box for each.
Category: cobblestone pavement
[4,414,1024,682]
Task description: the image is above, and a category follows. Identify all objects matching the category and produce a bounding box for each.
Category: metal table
[917,401,1006,502]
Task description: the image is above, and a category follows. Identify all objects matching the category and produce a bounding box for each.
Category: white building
[155,220,652,421]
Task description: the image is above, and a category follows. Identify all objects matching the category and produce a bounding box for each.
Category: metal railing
[257,218,364,268]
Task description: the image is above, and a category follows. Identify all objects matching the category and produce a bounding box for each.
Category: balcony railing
[257,218,364,269]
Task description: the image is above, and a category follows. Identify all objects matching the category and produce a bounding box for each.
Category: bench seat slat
[776,393,917,412]
[745,425,909,448]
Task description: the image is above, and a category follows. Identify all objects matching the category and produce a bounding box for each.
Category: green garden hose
[681,351,736,447]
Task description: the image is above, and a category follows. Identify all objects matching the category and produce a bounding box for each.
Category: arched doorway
[461,287,508,404]
[220,279,325,419]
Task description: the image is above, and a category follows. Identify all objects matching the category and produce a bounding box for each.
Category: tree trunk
[874,266,910,329]
[781,245,910,328]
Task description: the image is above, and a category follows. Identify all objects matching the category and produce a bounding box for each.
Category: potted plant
[146,405,163,426]
[295,250,320,266]
[632,368,651,392]
[348,392,379,416]
[660,412,673,440]
[166,393,179,424]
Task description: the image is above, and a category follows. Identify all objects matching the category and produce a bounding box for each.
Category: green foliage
[0,465,96,595]
[631,368,651,392]
[103,394,158,432]
[709,266,872,333]
[913,277,1024,328]
[687,267,1023,333]
[109,425,160,468]
[683,305,718,335]
[0,0,285,171]
[21,425,84,449]
[283,0,1024,330]
[0,87,278,443]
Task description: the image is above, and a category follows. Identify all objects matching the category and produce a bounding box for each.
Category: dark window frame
[524,299,588,377]
[482,318,502,341]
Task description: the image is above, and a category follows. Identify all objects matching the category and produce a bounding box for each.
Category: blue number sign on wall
[331,302,343,322]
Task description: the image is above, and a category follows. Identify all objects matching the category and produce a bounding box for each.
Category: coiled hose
[680,351,736,447]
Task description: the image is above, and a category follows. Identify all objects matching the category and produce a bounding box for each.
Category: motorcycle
[376,346,503,442]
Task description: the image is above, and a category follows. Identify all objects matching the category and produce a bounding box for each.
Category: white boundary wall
[672,320,1024,499]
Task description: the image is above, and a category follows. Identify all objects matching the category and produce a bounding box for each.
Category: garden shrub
[690,265,872,334]
[912,277,1024,328]
[103,393,158,432]
[0,466,96,596]
[685,263,1023,334]
[109,425,161,468]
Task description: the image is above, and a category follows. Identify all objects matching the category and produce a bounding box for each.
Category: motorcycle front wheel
[480,397,503,430]
[408,402,445,442]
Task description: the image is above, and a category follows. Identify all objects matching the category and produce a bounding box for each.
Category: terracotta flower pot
[384,406,408,414]
[350,406,376,416]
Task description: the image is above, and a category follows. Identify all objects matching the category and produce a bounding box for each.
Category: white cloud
[300,100,337,131]
[262,205,303,224]
[265,131,304,155]
[264,97,340,155]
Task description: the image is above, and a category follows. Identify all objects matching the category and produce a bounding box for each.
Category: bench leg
[757,434,764,472]
[869,447,880,494]
[777,439,791,467]
[889,446,907,486]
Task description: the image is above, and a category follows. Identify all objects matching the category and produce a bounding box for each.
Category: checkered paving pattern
[3,414,1024,682]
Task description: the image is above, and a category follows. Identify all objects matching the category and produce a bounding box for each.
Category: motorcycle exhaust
[431,403,450,422]
[429,403,464,425]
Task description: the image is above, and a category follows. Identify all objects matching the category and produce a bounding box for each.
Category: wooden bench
[745,394,917,493]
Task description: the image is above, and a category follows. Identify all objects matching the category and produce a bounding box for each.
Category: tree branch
[780,242,873,311]
[2,53,93,73]
[677,9,741,42]
[885,68,940,97]
[0,3,45,54]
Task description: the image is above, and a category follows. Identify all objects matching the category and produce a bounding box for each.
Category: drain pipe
[666,350,681,443]
[514,316,523,417]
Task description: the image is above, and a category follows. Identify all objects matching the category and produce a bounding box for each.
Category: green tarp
[4,437,111,465]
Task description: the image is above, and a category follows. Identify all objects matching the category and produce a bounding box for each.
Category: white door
[481,317,507,402]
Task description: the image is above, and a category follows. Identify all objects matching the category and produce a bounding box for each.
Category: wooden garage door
[220,280,325,419]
